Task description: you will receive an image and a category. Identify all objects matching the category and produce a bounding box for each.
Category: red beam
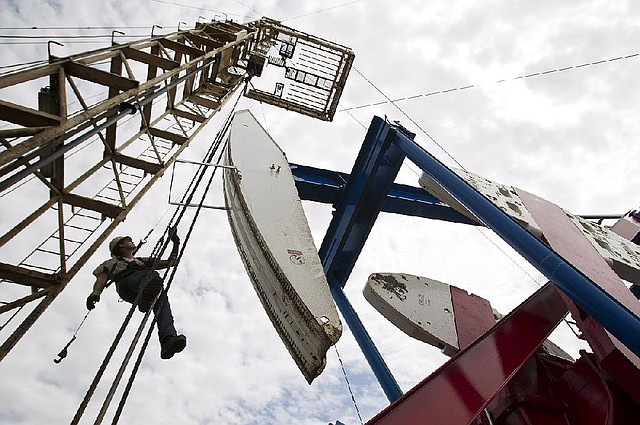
[367,283,567,425]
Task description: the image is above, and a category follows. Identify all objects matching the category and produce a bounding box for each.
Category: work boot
[137,277,163,313]
[161,334,187,360]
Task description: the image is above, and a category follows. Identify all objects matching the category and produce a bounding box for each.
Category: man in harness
[86,229,187,360]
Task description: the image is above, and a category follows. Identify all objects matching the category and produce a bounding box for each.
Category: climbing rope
[53,310,91,364]
[70,86,244,424]
[109,96,239,424]
[70,303,137,425]
[110,315,155,425]
[334,344,364,425]
[94,306,155,424]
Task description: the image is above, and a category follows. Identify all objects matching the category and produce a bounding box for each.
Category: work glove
[86,290,101,310]
[168,226,180,243]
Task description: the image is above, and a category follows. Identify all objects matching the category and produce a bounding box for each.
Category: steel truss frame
[0,16,357,362]
[0,19,256,361]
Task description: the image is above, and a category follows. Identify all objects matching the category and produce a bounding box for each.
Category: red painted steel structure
[366,210,640,424]
[363,119,639,424]
[449,286,496,351]
[367,283,568,424]
[518,188,640,404]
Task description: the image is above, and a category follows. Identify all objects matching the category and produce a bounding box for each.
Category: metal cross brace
[312,114,640,407]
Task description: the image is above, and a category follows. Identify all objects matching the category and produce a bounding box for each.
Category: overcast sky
[1,1,639,424]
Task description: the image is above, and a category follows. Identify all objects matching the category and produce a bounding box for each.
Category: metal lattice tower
[0,18,354,361]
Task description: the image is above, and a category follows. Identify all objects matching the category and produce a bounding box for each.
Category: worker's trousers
[115,270,177,341]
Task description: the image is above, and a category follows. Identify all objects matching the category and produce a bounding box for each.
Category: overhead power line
[0,34,150,39]
[0,59,48,70]
[0,40,143,46]
[342,52,640,111]
[0,25,172,30]
[146,0,257,19]
[283,0,367,22]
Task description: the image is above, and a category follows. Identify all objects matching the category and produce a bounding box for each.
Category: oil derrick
[0,17,354,361]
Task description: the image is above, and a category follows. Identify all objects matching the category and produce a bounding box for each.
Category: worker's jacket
[92,256,153,284]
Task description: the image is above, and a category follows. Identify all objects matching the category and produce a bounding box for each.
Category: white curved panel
[420,169,640,284]
[364,272,458,353]
[223,110,341,383]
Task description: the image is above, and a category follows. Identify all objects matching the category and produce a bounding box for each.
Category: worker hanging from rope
[86,227,187,360]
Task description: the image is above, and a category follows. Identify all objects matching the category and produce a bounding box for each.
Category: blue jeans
[115,270,177,341]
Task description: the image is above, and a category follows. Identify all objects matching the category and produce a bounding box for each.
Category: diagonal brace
[319,116,409,287]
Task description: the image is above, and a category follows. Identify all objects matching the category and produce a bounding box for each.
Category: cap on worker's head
[109,236,132,256]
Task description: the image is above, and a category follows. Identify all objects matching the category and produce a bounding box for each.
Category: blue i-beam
[391,120,640,357]
[316,115,639,404]
[318,116,407,402]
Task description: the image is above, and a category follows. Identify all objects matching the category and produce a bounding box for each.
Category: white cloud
[1,1,638,424]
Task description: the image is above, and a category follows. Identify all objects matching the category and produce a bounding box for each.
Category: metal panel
[419,168,543,237]
[363,272,458,353]
[223,110,341,383]
[243,18,354,121]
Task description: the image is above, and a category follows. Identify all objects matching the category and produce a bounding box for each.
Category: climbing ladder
[0,17,354,361]
[0,19,254,360]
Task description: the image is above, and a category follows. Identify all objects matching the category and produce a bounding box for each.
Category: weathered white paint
[419,169,640,284]
[567,214,640,285]
[419,169,543,238]
[223,110,341,383]
[365,272,573,360]
[364,272,458,353]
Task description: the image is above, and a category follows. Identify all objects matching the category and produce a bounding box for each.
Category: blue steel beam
[318,116,409,287]
[328,274,403,403]
[290,163,477,224]
[391,120,640,357]
[317,116,407,403]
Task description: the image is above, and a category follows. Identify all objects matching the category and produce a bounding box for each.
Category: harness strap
[106,260,148,288]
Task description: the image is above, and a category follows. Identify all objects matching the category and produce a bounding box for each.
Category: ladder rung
[22,263,57,273]
[35,248,63,256]
[95,194,119,202]
[50,235,86,245]
[106,188,131,196]
[73,212,101,221]
[65,224,93,232]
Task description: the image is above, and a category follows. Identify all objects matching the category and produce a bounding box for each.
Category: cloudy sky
[1,0,639,424]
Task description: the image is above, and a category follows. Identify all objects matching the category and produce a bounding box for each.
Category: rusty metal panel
[243,18,354,121]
